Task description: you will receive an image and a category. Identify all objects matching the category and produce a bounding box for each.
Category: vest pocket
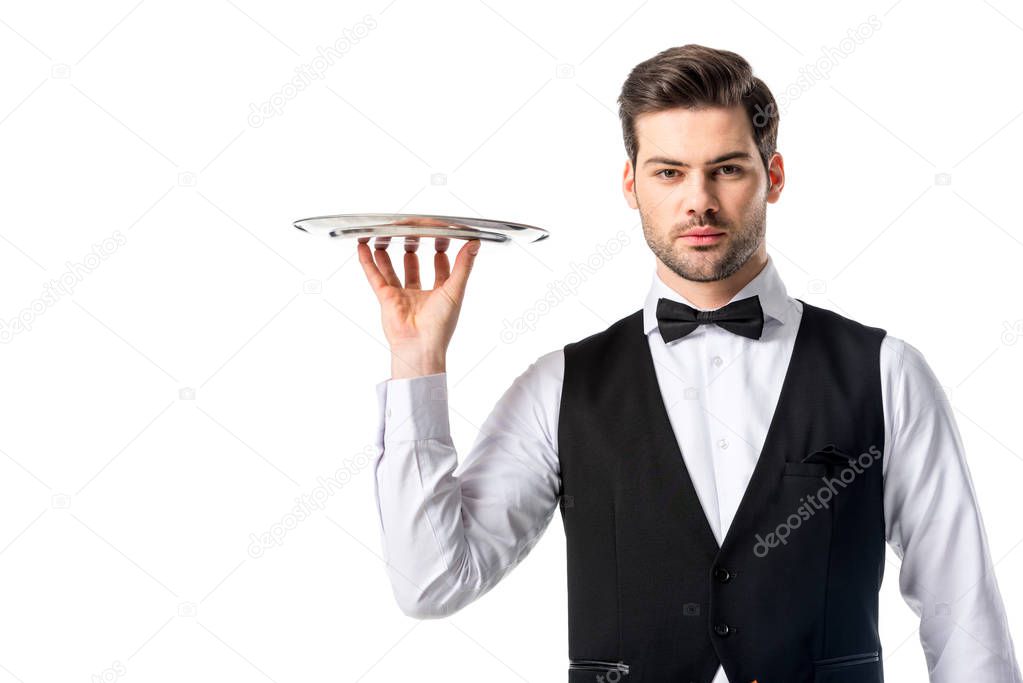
[783,461,829,477]
[813,650,881,682]
[568,659,630,680]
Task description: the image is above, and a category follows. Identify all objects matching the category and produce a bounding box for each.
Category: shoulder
[800,299,888,341]
[879,332,941,395]
[563,309,643,355]
[492,347,565,424]
[877,331,948,451]
[520,347,565,390]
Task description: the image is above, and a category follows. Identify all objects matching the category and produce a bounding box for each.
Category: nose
[680,175,719,224]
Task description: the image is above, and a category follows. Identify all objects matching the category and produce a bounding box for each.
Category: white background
[1,0,1022,681]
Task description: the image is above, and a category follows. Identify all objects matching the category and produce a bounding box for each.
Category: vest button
[713,566,733,583]
[713,623,732,637]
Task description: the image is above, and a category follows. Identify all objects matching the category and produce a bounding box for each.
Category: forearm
[371,372,559,619]
[375,438,482,618]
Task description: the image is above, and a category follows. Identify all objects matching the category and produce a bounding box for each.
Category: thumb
[445,239,481,301]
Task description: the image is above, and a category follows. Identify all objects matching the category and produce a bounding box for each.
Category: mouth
[678,229,725,245]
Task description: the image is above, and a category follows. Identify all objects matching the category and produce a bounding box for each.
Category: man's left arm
[882,334,1022,681]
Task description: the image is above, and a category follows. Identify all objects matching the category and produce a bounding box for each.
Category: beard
[639,193,766,283]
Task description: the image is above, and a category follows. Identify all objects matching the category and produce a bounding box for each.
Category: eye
[655,169,680,179]
[717,165,742,175]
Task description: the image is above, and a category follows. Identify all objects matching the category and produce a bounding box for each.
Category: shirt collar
[642,253,794,336]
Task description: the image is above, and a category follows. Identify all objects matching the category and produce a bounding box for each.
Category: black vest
[557,300,887,683]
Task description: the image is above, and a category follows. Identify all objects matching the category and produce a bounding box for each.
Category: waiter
[358,44,1021,682]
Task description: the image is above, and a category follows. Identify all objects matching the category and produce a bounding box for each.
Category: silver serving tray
[293,213,549,245]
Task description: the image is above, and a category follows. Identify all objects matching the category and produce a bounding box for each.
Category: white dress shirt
[371,253,1022,682]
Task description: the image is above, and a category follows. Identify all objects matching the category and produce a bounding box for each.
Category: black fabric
[557,299,887,682]
[656,294,765,342]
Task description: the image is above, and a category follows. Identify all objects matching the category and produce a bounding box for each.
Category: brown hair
[617,44,779,175]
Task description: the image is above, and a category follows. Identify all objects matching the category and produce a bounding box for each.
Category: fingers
[360,236,476,295]
[443,238,481,301]
[357,240,390,295]
[403,237,421,289]
[434,238,451,289]
[371,240,401,288]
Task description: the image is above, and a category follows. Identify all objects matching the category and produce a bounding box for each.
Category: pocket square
[801,443,856,466]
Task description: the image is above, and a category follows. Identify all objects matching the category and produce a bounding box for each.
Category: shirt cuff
[378,372,451,442]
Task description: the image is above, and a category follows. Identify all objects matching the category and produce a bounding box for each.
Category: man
[358,44,1021,682]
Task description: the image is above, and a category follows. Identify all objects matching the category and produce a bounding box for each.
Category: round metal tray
[293,213,550,245]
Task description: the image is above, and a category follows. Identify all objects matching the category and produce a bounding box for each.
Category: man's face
[623,105,782,282]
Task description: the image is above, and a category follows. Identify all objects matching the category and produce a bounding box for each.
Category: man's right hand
[357,235,482,379]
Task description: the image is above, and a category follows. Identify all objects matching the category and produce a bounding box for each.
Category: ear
[766,152,785,204]
[623,159,639,209]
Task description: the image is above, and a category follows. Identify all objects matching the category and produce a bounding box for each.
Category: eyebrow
[642,151,753,167]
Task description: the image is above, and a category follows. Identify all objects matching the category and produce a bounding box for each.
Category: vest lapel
[634,299,813,554]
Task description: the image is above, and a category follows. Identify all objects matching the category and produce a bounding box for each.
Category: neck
[656,246,768,310]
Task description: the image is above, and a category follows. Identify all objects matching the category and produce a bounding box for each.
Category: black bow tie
[656,295,765,343]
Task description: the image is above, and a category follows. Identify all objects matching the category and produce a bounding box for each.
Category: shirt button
[713,566,733,583]
[386,408,392,418]
[711,355,723,367]
[717,438,729,450]
[713,623,733,637]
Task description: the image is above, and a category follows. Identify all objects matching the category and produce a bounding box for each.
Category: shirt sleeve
[882,335,1022,681]
[371,350,564,619]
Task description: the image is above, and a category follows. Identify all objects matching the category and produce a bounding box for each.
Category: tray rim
[292,212,550,243]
